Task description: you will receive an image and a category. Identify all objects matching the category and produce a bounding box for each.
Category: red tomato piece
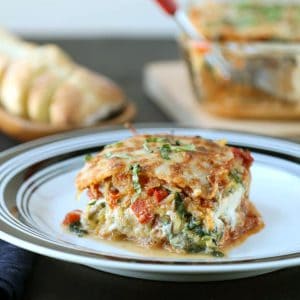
[131,199,153,224]
[108,188,120,209]
[147,188,155,196]
[139,175,149,187]
[63,210,82,226]
[147,187,169,202]
[153,188,169,203]
[87,184,103,200]
[232,147,254,168]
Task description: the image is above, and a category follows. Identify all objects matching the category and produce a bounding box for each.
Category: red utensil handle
[155,0,177,15]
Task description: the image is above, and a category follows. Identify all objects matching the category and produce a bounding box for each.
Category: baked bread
[0,29,126,125]
[27,68,71,122]
[50,67,124,126]
[0,54,10,84]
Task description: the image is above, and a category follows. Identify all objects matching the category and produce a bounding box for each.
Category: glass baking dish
[181,0,300,119]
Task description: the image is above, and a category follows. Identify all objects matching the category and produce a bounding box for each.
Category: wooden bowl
[0,102,136,141]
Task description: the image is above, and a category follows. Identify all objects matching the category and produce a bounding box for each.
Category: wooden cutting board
[143,60,300,138]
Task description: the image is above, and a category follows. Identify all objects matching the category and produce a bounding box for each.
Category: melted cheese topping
[214,185,244,230]
[77,134,235,201]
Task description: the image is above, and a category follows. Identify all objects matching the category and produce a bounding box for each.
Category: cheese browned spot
[73,134,263,256]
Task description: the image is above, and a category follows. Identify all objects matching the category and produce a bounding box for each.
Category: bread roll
[0,29,32,87]
[27,67,72,122]
[0,29,34,59]
[50,67,124,126]
[0,54,10,84]
[0,29,126,125]
[1,44,72,117]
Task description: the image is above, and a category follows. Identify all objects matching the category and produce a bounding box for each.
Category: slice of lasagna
[66,134,263,256]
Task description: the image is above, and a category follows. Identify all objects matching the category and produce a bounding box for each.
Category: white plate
[0,125,300,282]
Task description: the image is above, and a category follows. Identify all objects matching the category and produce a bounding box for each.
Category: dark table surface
[0,38,299,300]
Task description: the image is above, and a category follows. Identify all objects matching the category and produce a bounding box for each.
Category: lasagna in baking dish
[189,1,300,42]
[64,134,263,256]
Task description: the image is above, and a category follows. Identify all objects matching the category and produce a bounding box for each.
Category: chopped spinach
[187,217,205,237]
[185,241,206,254]
[229,169,243,184]
[169,192,223,256]
[174,193,188,218]
[69,221,87,237]
[211,250,224,258]
[84,154,93,162]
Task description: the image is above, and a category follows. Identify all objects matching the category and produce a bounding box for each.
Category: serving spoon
[154,0,231,80]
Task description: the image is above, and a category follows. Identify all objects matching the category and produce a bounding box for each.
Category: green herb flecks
[130,163,142,194]
[105,141,124,149]
[229,169,243,185]
[88,200,97,206]
[263,6,283,22]
[84,154,93,162]
[69,221,87,237]
[146,136,170,143]
[143,136,169,153]
[160,144,172,160]
[159,143,196,160]
[223,187,235,197]
[233,3,283,27]
[172,144,196,152]
[144,137,196,159]
[105,152,131,159]
[143,141,153,153]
